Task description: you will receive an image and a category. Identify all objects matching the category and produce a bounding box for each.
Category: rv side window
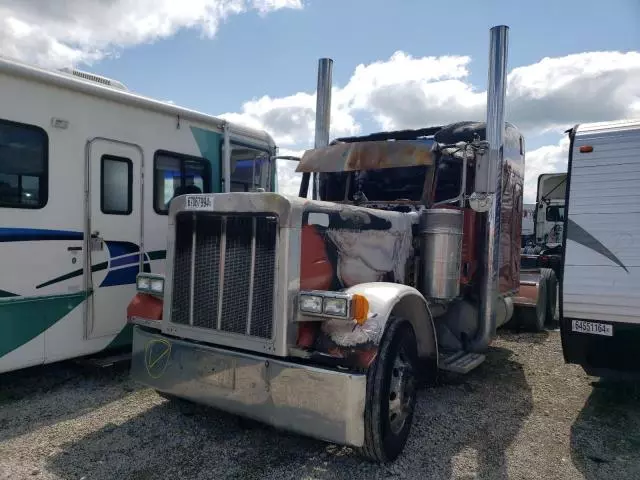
[0,119,48,209]
[153,150,210,214]
[101,155,133,215]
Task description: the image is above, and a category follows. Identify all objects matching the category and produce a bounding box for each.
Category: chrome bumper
[131,326,367,447]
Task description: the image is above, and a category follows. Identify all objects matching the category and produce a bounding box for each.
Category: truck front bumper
[131,326,367,447]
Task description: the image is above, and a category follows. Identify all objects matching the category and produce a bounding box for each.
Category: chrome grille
[171,212,278,340]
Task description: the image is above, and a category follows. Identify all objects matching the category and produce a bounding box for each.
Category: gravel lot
[1,328,639,480]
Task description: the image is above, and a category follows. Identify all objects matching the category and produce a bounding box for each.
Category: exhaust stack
[299,58,333,199]
[469,25,509,352]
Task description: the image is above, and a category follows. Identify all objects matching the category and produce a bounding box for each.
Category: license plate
[185,195,214,211]
[571,320,613,337]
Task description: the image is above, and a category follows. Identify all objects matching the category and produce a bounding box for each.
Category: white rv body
[561,118,640,376]
[0,57,276,374]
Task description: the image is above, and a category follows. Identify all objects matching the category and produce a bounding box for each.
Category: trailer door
[85,139,143,340]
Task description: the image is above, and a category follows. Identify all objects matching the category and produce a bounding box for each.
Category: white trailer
[0,56,278,374]
[561,119,640,378]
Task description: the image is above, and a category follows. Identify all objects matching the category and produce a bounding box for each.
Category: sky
[1,0,638,202]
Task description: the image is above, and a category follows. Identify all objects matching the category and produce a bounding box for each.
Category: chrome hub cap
[388,347,415,435]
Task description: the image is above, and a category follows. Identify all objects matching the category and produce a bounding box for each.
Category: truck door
[85,139,142,340]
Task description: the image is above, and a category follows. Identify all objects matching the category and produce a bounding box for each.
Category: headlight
[297,291,362,321]
[150,278,164,293]
[299,294,323,314]
[136,274,164,296]
[136,276,150,291]
[323,297,347,317]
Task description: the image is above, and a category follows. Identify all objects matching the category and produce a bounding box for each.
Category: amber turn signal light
[352,294,370,325]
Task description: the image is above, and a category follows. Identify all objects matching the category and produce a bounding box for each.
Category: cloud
[0,0,303,68]
[221,50,637,201]
[225,50,639,147]
[523,137,570,203]
[274,149,304,197]
[220,91,360,147]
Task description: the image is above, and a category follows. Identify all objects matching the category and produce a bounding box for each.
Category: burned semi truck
[126,26,553,462]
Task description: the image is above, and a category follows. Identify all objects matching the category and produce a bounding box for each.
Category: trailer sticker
[185,195,214,211]
[144,338,172,379]
[571,320,613,337]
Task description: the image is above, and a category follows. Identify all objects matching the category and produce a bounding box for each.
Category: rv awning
[295,139,436,173]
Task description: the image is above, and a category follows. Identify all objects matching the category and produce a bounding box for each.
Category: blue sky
[89,0,638,150]
[1,0,638,200]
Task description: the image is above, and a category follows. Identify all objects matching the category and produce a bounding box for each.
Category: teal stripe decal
[0,292,89,358]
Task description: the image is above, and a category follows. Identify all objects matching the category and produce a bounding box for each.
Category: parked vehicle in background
[561,119,640,379]
[521,203,535,247]
[513,173,567,330]
[0,56,278,374]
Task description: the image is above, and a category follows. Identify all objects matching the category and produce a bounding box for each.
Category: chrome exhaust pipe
[312,57,333,200]
[469,25,509,352]
[299,58,333,199]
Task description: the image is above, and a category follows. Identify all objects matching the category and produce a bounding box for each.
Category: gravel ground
[1,328,639,480]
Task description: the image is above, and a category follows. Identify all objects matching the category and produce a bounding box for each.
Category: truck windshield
[319,165,432,202]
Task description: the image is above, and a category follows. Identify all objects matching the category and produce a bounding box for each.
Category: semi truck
[126,25,557,462]
[514,173,567,330]
[561,119,640,379]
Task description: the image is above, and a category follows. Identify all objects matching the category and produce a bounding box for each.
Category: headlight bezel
[298,290,352,320]
[136,273,165,296]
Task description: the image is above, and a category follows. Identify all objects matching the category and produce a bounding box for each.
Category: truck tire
[519,275,548,332]
[359,316,419,463]
[540,268,557,324]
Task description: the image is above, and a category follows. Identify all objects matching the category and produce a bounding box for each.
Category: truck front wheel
[359,316,418,463]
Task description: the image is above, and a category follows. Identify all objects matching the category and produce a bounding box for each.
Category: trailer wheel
[519,276,548,332]
[359,316,419,463]
[540,268,557,324]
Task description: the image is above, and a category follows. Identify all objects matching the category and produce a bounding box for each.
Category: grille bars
[246,217,257,335]
[216,217,227,330]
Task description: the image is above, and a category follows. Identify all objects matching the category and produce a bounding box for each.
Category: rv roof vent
[58,67,129,91]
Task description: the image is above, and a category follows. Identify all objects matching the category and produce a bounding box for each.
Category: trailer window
[0,119,48,209]
[101,155,132,215]
[153,150,211,214]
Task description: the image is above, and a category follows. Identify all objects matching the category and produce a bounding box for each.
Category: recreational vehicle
[561,119,640,378]
[126,25,558,462]
[0,56,278,374]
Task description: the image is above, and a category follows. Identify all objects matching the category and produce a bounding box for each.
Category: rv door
[85,139,143,340]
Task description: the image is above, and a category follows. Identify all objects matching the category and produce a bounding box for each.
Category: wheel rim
[388,346,416,435]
